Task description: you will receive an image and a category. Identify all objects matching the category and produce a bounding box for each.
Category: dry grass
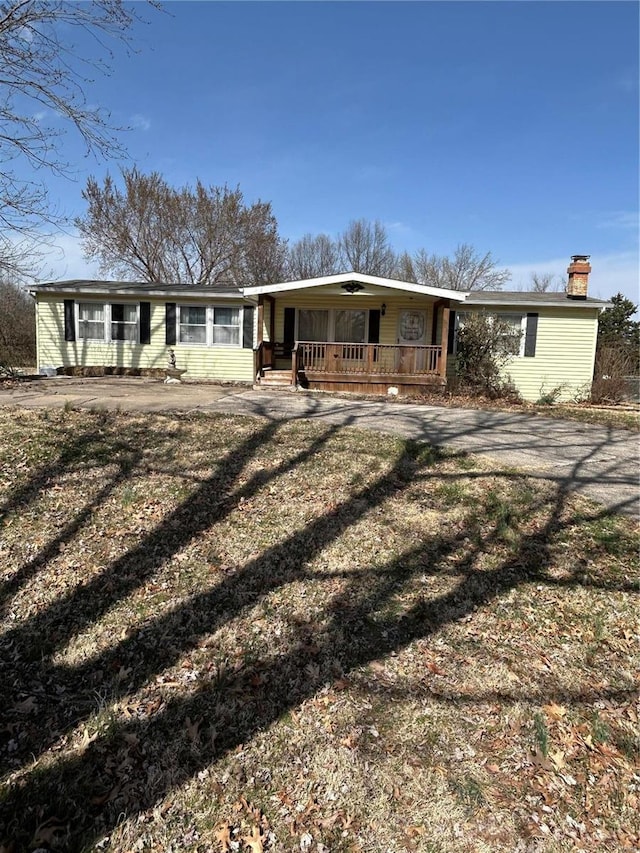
[0,407,638,853]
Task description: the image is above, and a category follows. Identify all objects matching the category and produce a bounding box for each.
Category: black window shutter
[165,303,176,346]
[283,307,295,349]
[139,302,151,345]
[524,312,538,357]
[243,306,254,349]
[447,309,456,354]
[64,299,76,342]
[368,309,380,344]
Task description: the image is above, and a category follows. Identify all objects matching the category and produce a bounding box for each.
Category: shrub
[454,312,522,400]
[537,384,566,406]
[591,345,635,405]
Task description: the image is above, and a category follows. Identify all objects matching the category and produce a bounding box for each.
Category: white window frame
[212,305,241,347]
[295,307,369,343]
[110,302,139,342]
[178,304,209,346]
[76,301,140,344]
[176,304,243,348]
[455,311,526,358]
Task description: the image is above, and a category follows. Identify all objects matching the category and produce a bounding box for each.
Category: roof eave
[242,272,469,302]
[465,295,610,308]
[30,282,248,300]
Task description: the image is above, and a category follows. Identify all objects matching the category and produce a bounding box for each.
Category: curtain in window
[334,310,366,343]
[78,303,105,340]
[212,307,240,345]
[179,306,207,344]
[496,313,523,355]
[111,303,138,341]
[298,309,328,342]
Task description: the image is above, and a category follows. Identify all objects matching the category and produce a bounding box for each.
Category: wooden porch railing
[254,341,272,378]
[297,342,443,376]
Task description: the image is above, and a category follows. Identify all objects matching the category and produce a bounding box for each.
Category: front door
[397,309,428,345]
[397,309,428,373]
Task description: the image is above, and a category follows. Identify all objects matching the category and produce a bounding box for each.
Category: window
[179,306,207,344]
[175,305,243,346]
[78,303,105,341]
[456,311,525,357]
[298,309,329,342]
[497,313,526,356]
[297,308,368,343]
[77,302,141,342]
[335,309,366,343]
[111,303,138,341]
[212,306,240,346]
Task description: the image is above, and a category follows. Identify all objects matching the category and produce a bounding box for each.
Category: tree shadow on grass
[0,411,637,851]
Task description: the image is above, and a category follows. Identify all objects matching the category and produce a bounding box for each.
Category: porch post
[267,294,276,343]
[257,295,265,346]
[439,302,450,379]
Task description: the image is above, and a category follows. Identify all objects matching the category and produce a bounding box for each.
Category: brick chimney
[566,254,591,299]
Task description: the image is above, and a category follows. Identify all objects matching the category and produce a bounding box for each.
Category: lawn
[0,407,638,853]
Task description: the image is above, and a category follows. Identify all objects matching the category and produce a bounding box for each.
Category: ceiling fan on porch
[340,281,365,294]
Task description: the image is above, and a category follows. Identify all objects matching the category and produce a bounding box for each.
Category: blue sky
[39,1,639,304]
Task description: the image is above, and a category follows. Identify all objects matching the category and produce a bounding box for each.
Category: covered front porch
[246,273,464,396]
[255,339,447,393]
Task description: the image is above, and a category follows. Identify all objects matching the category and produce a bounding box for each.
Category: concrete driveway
[1,377,638,516]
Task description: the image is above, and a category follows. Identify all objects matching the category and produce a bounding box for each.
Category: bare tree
[241,205,288,286]
[76,169,285,286]
[394,250,417,283]
[0,0,156,274]
[412,243,511,291]
[286,233,339,280]
[337,219,397,277]
[530,272,565,293]
[0,277,36,375]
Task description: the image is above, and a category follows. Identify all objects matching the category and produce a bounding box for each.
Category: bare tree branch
[0,0,158,275]
[76,168,286,286]
[410,243,511,291]
[286,233,339,280]
[530,272,565,292]
[337,219,397,277]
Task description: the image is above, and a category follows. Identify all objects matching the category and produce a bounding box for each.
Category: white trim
[175,303,243,348]
[76,299,140,344]
[466,295,609,309]
[33,284,246,300]
[242,272,469,302]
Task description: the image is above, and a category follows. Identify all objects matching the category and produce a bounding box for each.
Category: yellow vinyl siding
[448,306,599,402]
[36,296,254,382]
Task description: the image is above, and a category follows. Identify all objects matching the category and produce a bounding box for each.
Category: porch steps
[256,369,295,389]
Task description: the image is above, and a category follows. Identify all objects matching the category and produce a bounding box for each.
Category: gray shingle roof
[31,279,244,297]
[464,290,609,308]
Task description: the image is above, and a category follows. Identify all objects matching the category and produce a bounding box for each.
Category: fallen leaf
[13,696,36,713]
[543,702,566,720]
[530,748,553,771]
[405,825,426,838]
[549,749,565,771]
[214,822,232,852]
[242,825,263,853]
[31,818,66,847]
